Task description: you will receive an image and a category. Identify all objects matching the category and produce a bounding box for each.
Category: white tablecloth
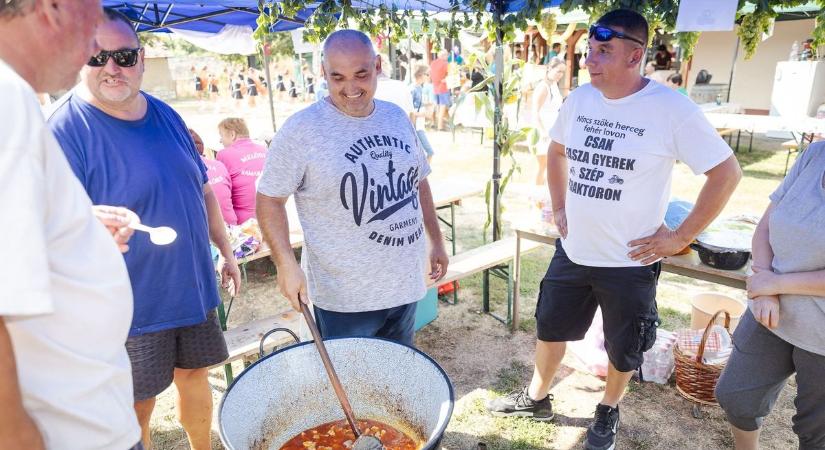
[705,112,825,134]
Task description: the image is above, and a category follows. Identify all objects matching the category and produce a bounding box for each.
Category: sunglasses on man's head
[87,48,142,68]
[588,25,646,47]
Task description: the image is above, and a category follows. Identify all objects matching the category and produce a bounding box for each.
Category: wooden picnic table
[511,221,751,331]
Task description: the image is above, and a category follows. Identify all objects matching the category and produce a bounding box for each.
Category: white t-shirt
[549,81,732,267]
[0,59,140,449]
[374,77,414,115]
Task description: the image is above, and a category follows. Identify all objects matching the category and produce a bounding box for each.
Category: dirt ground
[146,101,800,450]
[150,262,799,450]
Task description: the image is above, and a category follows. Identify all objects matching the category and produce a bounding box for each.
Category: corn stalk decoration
[450,52,539,239]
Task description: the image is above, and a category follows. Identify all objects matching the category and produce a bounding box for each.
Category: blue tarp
[102,2,314,33]
[102,1,563,33]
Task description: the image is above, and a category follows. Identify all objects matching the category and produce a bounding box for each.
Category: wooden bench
[212,310,301,383]
[430,236,544,324]
[431,236,543,287]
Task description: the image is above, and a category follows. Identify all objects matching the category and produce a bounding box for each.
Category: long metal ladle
[298,301,384,450]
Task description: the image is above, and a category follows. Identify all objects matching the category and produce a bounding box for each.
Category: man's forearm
[546,142,567,209]
[256,193,298,268]
[204,187,233,259]
[675,156,741,242]
[0,318,44,449]
[418,179,444,245]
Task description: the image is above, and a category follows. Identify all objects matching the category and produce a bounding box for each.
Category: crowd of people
[1,2,823,450]
[190,63,317,113]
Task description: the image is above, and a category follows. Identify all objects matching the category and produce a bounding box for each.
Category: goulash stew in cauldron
[280,419,417,450]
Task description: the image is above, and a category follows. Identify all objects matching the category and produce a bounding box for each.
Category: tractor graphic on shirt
[608,175,624,185]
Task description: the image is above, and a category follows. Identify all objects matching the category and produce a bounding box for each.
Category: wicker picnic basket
[674,309,732,405]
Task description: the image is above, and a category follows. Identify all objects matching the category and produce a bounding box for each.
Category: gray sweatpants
[716,309,825,450]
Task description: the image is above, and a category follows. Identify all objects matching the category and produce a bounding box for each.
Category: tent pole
[263,48,277,133]
[407,17,413,84]
[726,36,740,103]
[492,0,504,243]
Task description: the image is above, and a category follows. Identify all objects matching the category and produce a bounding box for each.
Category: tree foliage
[563,0,825,60]
[250,0,825,62]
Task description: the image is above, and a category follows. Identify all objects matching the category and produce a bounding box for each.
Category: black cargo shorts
[535,240,661,372]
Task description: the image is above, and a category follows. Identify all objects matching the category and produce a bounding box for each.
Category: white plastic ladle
[130,222,178,245]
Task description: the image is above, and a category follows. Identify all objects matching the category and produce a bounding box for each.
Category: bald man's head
[321,29,380,118]
[322,29,375,64]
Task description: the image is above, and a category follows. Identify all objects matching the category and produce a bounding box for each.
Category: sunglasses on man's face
[588,25,646,48]
[87,48,142,68]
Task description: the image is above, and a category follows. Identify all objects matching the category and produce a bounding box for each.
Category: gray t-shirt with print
[258,99,431,312]
[766,142,825,356]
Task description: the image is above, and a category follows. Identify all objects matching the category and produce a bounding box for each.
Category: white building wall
[688,19,815,112]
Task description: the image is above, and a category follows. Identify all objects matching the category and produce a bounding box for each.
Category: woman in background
[216,118,267,224]
[531,58,566,187]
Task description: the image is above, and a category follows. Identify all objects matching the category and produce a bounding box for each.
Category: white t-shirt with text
[549,81,732,266]
[0,59,139,449]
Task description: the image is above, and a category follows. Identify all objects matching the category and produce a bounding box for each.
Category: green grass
[447,394,557,450]
[493,360,531,393]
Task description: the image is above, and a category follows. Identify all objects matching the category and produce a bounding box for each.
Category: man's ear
[629,46,644,67]
[35,0,62,30]
[375,55,382,73]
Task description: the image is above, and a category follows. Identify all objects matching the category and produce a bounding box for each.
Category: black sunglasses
[87,48,142,68]
[589,25,646,47]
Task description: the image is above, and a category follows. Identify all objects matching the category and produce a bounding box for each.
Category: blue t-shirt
[48,92,220,336]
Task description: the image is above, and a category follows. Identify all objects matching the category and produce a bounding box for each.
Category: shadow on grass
[741,168,787,181]
[445,431,556,450]
[735,148,792,181]
[658,306,691,331]
[149,427,225,450]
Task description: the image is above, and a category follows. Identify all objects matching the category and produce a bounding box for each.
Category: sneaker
[485,386,554,421]
[584,404,620,450]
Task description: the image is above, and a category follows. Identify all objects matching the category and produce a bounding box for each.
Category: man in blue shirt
[48,9,241,450]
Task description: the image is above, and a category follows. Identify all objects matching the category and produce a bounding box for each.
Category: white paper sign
[675,0,738,32]
[290,29,316,54]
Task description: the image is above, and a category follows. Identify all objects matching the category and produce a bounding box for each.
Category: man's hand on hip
[429,241,449,282]
[92,205,137,253]
[553,207,568,238]
[278,261,309,311]
[628,224,690,265]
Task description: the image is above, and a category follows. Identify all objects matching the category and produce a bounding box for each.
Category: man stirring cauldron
[257,29,448,347]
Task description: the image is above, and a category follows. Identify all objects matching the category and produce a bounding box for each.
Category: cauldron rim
[218,335,455,450]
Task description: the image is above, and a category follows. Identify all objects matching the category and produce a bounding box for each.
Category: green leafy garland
[561,0,825,61]
[254,0,549,46]
[255,0,825,63]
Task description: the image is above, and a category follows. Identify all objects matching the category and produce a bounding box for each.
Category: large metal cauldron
[219,335,454,449]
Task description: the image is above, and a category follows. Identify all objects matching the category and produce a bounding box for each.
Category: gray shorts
[126,309,228,401]
[716,309,825,449]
